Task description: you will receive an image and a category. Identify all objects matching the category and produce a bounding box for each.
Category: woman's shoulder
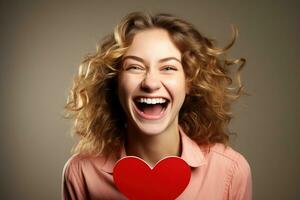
[63,153,107,177]
[203,143,251,172]
[64,153,103,167]
[205,143,252,198]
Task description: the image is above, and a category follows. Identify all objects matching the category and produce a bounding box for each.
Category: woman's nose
[140,72,162,92]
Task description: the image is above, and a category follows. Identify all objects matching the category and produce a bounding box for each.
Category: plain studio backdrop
[0,0,299,199]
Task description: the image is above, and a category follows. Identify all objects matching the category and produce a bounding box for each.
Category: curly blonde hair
[65,11,245,156]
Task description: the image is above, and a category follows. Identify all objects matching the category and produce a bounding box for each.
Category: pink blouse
[62,130,252,200]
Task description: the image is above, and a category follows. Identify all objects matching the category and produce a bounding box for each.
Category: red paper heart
[113,156,191,200]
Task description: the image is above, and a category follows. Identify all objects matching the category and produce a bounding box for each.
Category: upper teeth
[137,98,167,104]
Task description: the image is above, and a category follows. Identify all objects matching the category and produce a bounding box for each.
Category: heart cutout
[113,156,191,200]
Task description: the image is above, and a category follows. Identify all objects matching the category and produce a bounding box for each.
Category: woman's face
[118,28,187,135]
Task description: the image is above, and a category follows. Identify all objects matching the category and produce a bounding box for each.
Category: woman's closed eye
[161,66,178,71]
[125,65,145,72]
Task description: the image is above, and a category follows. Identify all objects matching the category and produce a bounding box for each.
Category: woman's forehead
[124,29,181,61]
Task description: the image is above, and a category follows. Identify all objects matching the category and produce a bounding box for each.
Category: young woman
[62,12,252,200]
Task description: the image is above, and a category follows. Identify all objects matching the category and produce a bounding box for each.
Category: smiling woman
[62,11,252,200]
[118,29,186,139]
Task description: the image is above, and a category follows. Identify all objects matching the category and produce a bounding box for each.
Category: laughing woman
[62,12,252,200]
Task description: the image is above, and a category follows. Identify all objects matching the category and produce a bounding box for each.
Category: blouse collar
[101,127,207,173]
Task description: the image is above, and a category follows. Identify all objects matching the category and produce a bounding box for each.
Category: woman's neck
[125,124,181,168]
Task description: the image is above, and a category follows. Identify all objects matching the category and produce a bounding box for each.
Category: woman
[62,11,252,200]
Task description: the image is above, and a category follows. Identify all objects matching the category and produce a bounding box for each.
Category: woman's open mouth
[133,97,170,120]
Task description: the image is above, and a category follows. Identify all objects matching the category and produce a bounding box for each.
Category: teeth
[137,97,167,104]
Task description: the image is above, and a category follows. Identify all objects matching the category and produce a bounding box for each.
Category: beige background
[0,0,299,199]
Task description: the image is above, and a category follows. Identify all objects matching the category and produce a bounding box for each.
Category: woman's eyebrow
[122,55,182,65]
